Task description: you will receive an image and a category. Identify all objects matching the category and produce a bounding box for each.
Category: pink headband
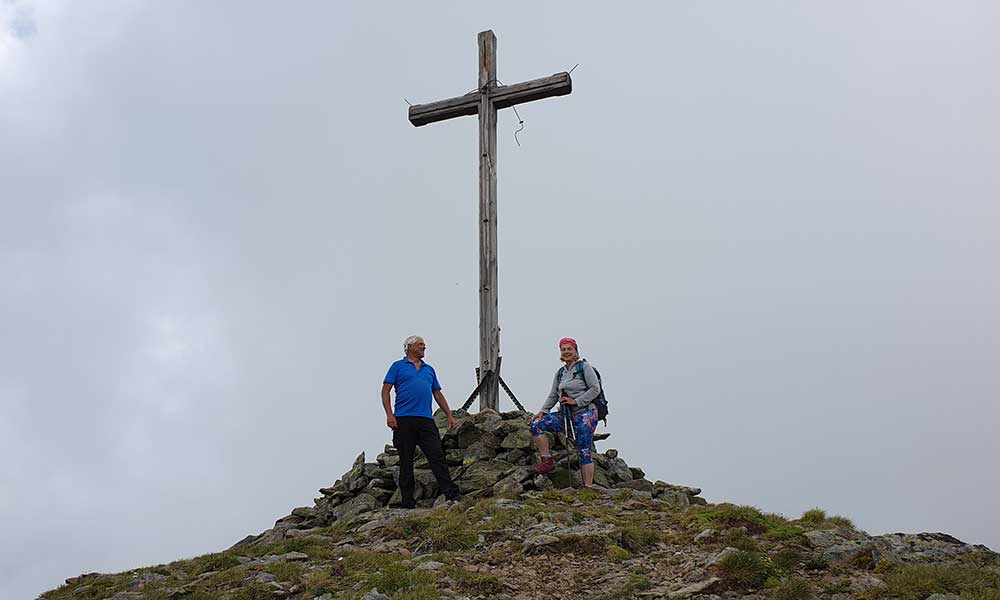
[558,337,578,350]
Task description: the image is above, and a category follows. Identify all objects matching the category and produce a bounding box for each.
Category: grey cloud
[2,2,998,598]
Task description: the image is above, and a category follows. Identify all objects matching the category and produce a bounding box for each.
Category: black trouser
[393,416,459,504]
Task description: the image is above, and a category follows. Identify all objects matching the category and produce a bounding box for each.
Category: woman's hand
[533,411,545,421]
[559,395,576,406]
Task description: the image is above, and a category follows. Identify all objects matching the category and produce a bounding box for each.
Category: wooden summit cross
[408,30,572,412]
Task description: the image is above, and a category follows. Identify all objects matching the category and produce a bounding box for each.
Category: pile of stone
[239,408,705,547]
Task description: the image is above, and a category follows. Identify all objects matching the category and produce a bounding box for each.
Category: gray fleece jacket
[540,359,601,417]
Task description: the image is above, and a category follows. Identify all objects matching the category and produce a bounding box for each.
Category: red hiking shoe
[532,456,555,474]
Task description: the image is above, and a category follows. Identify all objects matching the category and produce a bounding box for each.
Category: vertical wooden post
[478,30,499,412]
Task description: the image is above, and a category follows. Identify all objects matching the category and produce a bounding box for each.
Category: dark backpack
[559,360,609,422]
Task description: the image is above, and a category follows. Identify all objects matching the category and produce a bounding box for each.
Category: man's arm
[432,389,457,431]
[381,383,397,430]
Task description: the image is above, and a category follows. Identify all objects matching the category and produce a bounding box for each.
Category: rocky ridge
[241,408,706,548]
[42,409,999,600]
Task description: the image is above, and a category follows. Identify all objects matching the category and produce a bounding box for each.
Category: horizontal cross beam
[408,72,572,127]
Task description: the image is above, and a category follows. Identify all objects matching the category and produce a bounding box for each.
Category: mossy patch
[605,544,630,562]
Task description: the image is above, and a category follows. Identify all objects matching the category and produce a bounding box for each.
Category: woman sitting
[529,337,602,487]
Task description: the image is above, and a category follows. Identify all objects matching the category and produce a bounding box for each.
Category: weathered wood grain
[407,72,572,127]
[478,30,500,412]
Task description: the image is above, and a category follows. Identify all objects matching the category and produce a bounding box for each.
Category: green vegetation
[380,508,477,551]
[188,553,242,574]
[688,504,771,533]
[365,562,435,595]
[262,560,304,584]
[877,563,1000,599]
[443,565,505,595]
[604,573,652,599]
[772,576,812,600]
[771,547,804,573]
[605,544,630,562]
[40,483,993,600]
[619,525,659,552]
[822,580,851,594]
[721,528,759,551]
[798,507,854,530]
[39,574,130,600]
[684,503,857,548]
[717,550,773,588]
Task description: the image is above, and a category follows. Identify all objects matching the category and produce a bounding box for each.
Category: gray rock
[284,528,312,538]
[707,547,740,566]
[415,560,446,570]
[533,474,554,491]
[457,459,514,493]
[547,467,577,489]
[453,419,482,448]
[667,577,721,599]
[125,573,166,590]
[804,528,872,563]
[493,477,524,499]
[376,453,400,467]
[280,551,309,561]
[472,408,504,432]
[360,589,391,600]
[500,429,534,449]
[291,506,316,518]
[607,457,634,482]
[615,479,654,493]
[344,452,369,492]
[444,449,466,465]
[412,469,440,499]
[329,493,380,521]
[871,532,993,564]
[523,534,561,550]
[694,528,717,543]
[849,573,886,593]
[605,448,619,459]
[658,490,692,510]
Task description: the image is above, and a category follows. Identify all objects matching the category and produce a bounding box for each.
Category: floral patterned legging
[529,406,599,465]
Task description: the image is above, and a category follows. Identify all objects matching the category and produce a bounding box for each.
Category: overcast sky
[2,1,999,598]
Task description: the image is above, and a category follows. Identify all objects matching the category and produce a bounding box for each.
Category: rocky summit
[43,409,998,600]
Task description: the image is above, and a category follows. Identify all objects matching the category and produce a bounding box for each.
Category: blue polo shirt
[383,357,441,418]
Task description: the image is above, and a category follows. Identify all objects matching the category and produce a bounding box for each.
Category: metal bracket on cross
[460,356,526,412]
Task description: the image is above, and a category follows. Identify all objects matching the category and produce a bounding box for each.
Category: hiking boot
[532,456,555,474]
[399,500,416,510]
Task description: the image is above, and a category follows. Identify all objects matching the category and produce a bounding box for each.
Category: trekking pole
[562,404,579,486]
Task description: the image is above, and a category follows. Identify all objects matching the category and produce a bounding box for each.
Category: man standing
[381,335,462,508]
